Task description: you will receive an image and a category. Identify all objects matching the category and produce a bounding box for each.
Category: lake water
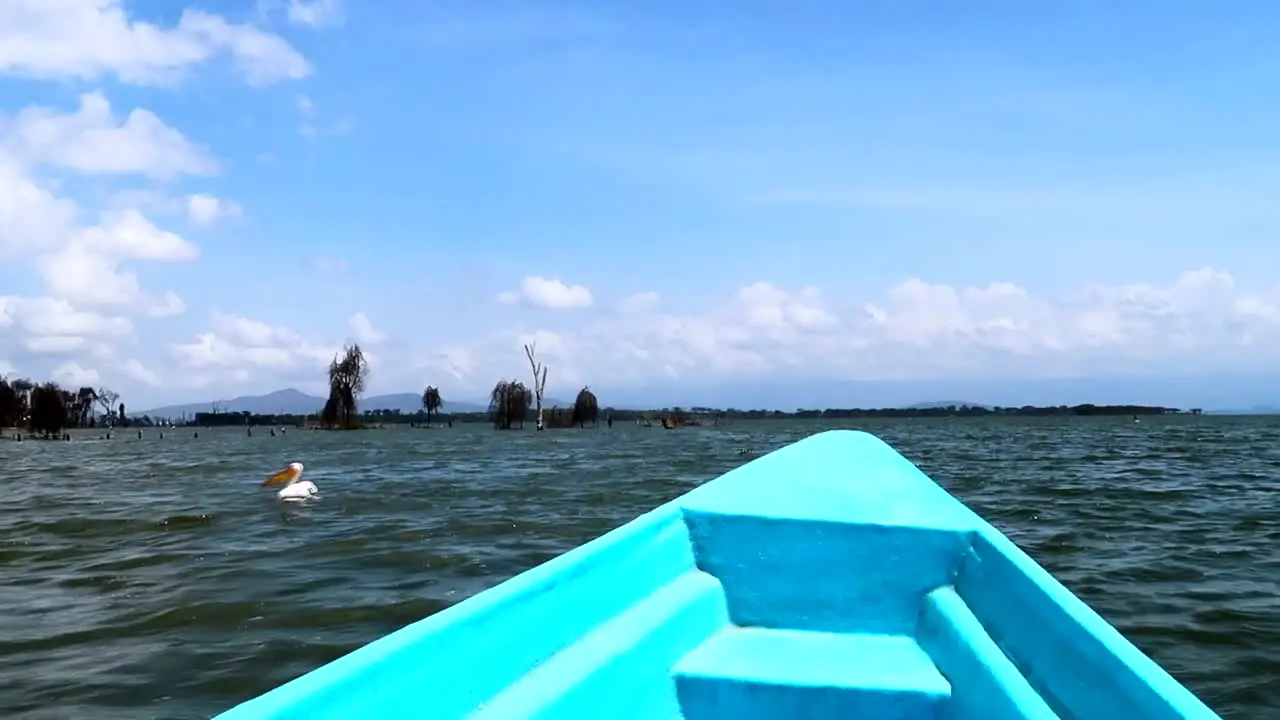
[1,417,1276,718]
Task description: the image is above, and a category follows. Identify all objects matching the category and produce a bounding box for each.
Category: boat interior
[216,431,1218,720]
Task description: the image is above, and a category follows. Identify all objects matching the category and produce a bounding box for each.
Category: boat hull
[215,430,1220,719]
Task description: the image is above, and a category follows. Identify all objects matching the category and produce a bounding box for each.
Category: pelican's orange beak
[263,465,299,487]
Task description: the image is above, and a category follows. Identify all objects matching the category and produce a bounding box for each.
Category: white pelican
[262,462,318,501]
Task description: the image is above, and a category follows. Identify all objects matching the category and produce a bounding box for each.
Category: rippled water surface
[2,417,1277,718]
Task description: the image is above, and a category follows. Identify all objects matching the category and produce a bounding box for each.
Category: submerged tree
[30,382,69,438]
[60,388,75,425]
[0,377,24,428]
[327,343,369,428]
[524,343,548,431]
[422,385,443,427]
[1,378,116,436]
[489,380,532,430]
[571,386,600,428]
[321,392,340,427]
[11,378,34,414]
[95,387,119,426]
[73,387,97,427]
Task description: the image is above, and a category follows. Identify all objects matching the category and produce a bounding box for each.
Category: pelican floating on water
[262,462,318,501]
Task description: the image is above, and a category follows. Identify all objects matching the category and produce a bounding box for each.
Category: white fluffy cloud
[1,296,132,341]
[617,291,660,313]
[287,0,345,28]
[1,94,208,317]
[41,265,1267,407]
[0,155,78,258]
[0,295,129,370]
[168,312,339,386]
[0,0,311,86]
[347,312,383,344]
[186,193,242,225]
[52,360,101,388]
[2,92,218,178]
[162,310,391,392]
[38,209,197,311]
[0,0,313,399]
[497,276,595,309]
[454,268,1280,393]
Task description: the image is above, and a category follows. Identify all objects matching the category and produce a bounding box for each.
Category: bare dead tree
[524,342,548,431]
[95,387,119,426]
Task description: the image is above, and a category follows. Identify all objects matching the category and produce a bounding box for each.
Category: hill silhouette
[139,388,574,418]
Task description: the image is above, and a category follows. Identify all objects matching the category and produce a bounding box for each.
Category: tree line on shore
[2,339,1193,439]
[0,377,127,438]
[309,342,612,431]
[270,340,1195,432]
[182,401,1187,429]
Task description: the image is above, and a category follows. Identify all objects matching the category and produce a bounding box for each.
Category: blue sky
[3,1,1280,410]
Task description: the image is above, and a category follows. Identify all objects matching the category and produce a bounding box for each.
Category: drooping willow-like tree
[571,386,599,428]
[489,380,532,430]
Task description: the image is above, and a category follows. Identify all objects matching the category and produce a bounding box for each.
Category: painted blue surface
[215,430,1222,719]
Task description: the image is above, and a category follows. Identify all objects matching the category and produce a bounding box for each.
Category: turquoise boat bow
[215,430,1221,719]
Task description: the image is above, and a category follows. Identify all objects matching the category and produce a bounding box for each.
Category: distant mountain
[141,376,1280,418]
[139,388,569,418]
[141,388,326,418]
[904,400,991,410]
[599,375,1280,412]
[361,392,488,414]
[361,392,572,413]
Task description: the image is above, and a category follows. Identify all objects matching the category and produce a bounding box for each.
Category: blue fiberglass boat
[215,430,1221,719]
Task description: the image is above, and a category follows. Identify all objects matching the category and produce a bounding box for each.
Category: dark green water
[1,417,1276,718]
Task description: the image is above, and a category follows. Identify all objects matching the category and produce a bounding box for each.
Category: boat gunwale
[962,525,1221,719]
[215,429,1222,720]
[215,500,698,718]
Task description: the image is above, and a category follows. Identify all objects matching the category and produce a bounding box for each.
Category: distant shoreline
[124,403,1200,428]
